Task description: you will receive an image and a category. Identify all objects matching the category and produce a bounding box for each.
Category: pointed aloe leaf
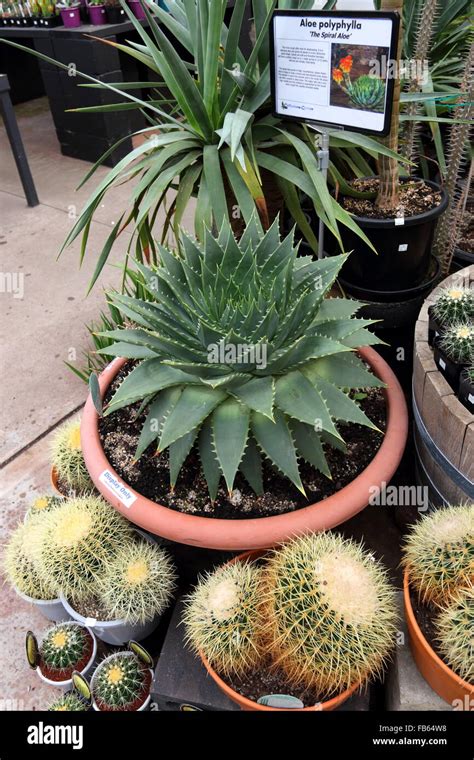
[230,376,274,420]
[169,428,199,488]
[97,342,158,360]
[290,420,331,479]
[315,298,363,323]
[303,353,385,389]
[264,336,350,374]
[274,369,342,441]
[134,386,182,460]
[159,386,226,451]
[212,398,249,493]
[312,376,380,431]
[199,419,221,501]
[321,430,347,454]
[340,328,383,348]
[107,359,197,411]
[312,318,377,342]
[239,437,264,496]
[89,373,103,417]
[251,409,305,495]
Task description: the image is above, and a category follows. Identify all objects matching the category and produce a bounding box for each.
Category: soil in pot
[98,364,386,520]
[409,589,447,666]
[225,656,335,707]
[40,630,94,682]
[340,178,441,220]
[94,667,152,711]
[70,596,115,622]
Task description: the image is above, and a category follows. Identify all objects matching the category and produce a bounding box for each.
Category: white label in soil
[468,394,474,404]
[398,244,408,252]
[99,470,137,508]
[394,217,405,226]
[439,358,446,370]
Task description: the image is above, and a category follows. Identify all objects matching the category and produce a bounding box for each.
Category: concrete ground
[0,98,194,709]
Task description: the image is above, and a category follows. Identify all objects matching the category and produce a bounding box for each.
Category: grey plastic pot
[15,586,71,623]
[60,529,162,646]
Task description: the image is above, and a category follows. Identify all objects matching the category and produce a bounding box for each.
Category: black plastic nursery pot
[330,179,448,291]
[36,15,62,26]
[105,5,126,22]
[458,369,474,415]
[433,339,466,391]
[451,246,474,272]
[427,305,443,347]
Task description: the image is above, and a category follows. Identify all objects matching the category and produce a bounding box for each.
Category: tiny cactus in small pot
[25,494,63,521]
[436,586,474,685]
[27,622,96,685]
[96,539,176,626]
[51,419,93,496]
[183,561,265,679]
[402,503,474,606]
[458,361,474,414]
[429,287,474,346]
[435,323,474,390]
[33,495,134,602]
[48,692,89,711]
[86,643,154,711]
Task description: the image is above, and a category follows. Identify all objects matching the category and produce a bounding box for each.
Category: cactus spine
[4,520,57,601]
[439,323,474,364]
[92,652,150,711]
[183,561,265,678]
[96,540,176,625]
[436,586,474,684]
[432,287,474,326]
[51,419,93,493]
[33,496,134,601]
[48,692,89,711]
[402,504,474,605]
[40,623,91,673]
[262,533,398,697]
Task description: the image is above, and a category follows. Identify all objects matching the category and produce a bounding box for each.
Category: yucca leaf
[159,386,226,451]
[203,144,229,229]
[251,409,305,495]
[212,398,249,493]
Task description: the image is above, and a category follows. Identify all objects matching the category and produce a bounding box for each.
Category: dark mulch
[225,657,329,707]
[340,178,442,220]
[98,363,386,520]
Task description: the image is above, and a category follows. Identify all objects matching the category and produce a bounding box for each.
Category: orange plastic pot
[81,347,408,550]
[404,572,474,708]
[200,551,360,711]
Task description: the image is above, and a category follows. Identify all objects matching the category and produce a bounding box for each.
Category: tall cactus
[432,42,474,273]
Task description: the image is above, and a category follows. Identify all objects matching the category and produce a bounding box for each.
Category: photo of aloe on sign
[271,9,397,133]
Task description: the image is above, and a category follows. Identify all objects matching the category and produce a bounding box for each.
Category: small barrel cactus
[439,323,474,364]
[48,692,89,711]
[33,496,134,601]
[183,560,265,678]
[51,419,93,493]
[402,504,474,605]
[432,287,474,326]
[92,651,152,711]
[37,623,94,680]
[96,540,176,625]
[347,75,385,111]
[436,586,474,684]
[26,494,63,520]
[4,520,57,601]
[262,533,398,697]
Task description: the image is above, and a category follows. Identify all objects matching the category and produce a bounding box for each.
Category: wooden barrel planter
[413,265,474,507]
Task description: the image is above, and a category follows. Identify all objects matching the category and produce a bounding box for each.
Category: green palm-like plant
[97,217,384,499]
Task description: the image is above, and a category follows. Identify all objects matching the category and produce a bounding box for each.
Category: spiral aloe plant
[347,76,386,112]
[98,217,383,499]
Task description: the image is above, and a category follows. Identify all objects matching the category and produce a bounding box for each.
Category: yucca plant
[97,217,383,499]
[0,0,409,288]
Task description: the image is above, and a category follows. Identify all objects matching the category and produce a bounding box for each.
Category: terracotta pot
[403,572,474,707]
[81,347,408,550]
[199,550,360,711]
[50,466,63,496]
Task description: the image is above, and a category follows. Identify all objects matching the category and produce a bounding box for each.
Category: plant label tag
[398,244,408,252]
[99,470,137,508]
[468,394,474,404]
[439,358,446,370]
[84,617,97,627]
[257,694,305,709]
[394,217,405,226]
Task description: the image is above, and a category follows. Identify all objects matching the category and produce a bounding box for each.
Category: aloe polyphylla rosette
[98,218,384,499]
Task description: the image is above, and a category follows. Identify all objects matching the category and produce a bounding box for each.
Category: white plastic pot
[91,665,154,711]
[15,586,71,623]
[60,529,162,645]
[36,622,97,691]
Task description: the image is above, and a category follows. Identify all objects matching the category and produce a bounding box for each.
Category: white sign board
[270,11,399,135]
